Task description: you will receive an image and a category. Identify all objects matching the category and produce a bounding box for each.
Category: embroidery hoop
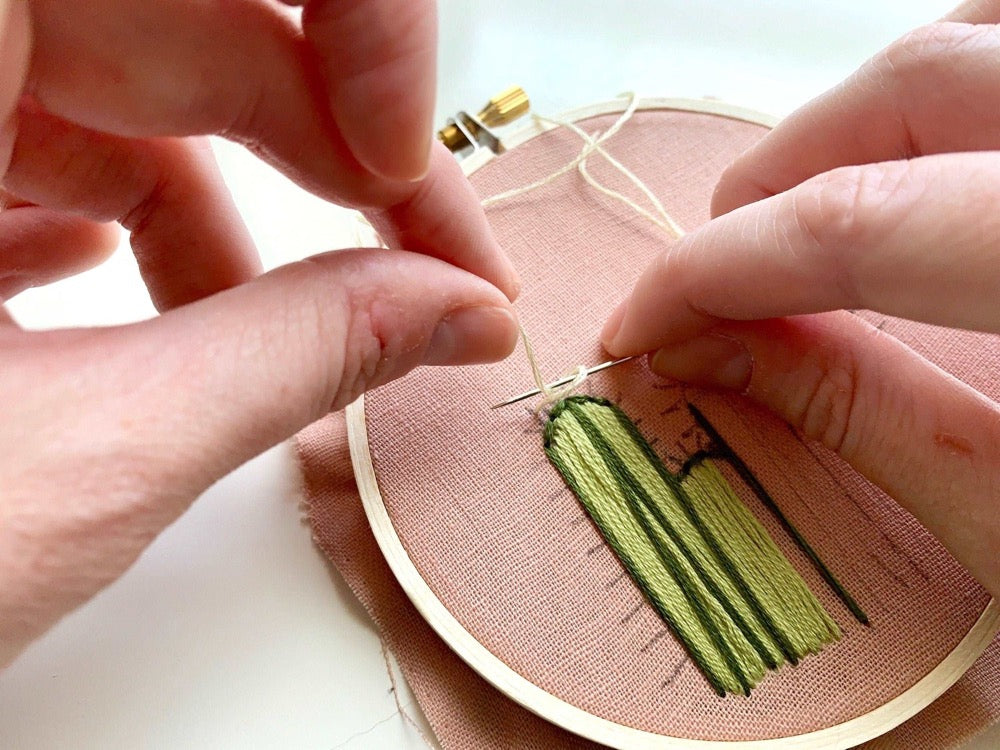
[345,97,1000,749]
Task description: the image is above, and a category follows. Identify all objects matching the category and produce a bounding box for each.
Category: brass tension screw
[438,86,531,152]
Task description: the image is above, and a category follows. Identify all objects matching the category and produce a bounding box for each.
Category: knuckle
[287,255,411,412]
[858,23,1000,158]
[882,24,963,72]
[793,163,912,307]
[379,168,444,238]
[120,172,171,237]
[338,294,388,408]
[877,22,1000,80]
[793,345,862,455]
[264,258,354,416]
[658,240,715,321]
[337,283,430,408]
[219,79,269,152]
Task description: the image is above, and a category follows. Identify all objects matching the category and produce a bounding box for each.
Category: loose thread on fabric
[482,92,686,239]
[519,325,588,415]
[486,93,688,409]
[380,640,440,749]
[340,97,863,700]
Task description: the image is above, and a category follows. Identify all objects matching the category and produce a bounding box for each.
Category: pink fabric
[299,413,1000,749]
[301,413,599,749]
[298,108,1000,746]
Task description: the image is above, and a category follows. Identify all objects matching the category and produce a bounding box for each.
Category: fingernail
[407,136,433,183]
[650,334,752,391]
[601,299,629,350]
[425,305,518,366]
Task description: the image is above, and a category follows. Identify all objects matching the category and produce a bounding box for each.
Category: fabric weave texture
[298,108,1000,748]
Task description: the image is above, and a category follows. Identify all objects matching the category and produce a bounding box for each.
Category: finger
[945,0,1000,22]
[712,22,1000,217]
[24,2,515,297]
[137,250,518,475]
[648,312,1000,598]
[0,0,31,174]
[6,102,517,304]
[0,186,29,207]
[0,204,119,299]
[302,0,436,182]
[603,153,1000,357]
[367,142,521,300]
[5,102,261,311]
[0,300,17,326]
[0,248,515,662]
[25,0,404,206]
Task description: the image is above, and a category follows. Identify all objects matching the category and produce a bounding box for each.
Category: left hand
[0,0,520,668]
[0,0,520,307]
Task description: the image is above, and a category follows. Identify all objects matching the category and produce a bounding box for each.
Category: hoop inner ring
[351,100,998,748]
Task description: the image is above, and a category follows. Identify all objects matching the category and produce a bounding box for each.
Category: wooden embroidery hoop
[346,97,1000,749]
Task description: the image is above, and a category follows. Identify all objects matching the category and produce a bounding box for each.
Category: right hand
[602,0,1000,597]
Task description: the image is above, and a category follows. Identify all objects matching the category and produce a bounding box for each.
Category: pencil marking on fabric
[662,657,689,689]
[607,570,629,589]
[787,425,929,584]
[621,601,644,625]
[640,629,669,654]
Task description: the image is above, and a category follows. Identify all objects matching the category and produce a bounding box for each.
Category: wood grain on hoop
[346,97,1000,749]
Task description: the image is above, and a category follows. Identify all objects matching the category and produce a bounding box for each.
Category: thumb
[105,247,518,497]
[1,248,516,662]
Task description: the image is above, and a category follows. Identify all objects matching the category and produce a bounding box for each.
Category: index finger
[303,0,436,182]
[711,21,1000,218]
[602,153,1000,357]
[24,0,518,297]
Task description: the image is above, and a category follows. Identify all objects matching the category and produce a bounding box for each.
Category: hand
[601,0,1000,598]
[0,0,518,666]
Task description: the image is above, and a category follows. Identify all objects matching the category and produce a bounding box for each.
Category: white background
[2,1,996,748]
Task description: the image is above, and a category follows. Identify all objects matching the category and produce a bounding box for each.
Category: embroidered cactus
[544,396,845,695]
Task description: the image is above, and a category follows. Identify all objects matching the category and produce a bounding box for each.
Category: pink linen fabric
[298,413,1000,749]
[297,107,1000,747]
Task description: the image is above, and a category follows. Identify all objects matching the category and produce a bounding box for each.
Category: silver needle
[490,356,636,409]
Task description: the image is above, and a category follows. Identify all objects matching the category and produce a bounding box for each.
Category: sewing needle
[490,356,636,409]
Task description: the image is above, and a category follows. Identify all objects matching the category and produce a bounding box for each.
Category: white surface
[2,2,997,749]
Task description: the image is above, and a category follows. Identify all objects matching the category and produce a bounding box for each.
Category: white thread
[486,93,688,410]
[351,211,387,248]
[480,94,639,209]
[481,93,686,239]
[354,100,690,732]
[519,325,587,415]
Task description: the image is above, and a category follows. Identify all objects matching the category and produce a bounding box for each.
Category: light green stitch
[544,396,843,695]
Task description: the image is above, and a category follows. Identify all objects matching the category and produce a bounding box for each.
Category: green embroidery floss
[687,404,870,626]
[544,396,842,695]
